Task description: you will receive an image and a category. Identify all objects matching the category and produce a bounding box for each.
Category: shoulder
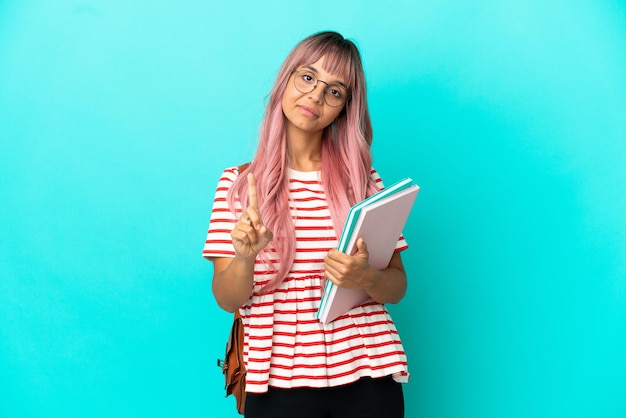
[213,165,248,198]
[370,168,384,190]
[214,167,236,189]
[218,164,249,182]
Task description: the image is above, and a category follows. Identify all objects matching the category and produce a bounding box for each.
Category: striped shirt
[203,166,409,393]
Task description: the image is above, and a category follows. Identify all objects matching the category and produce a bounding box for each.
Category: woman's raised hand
[231,172,273,259]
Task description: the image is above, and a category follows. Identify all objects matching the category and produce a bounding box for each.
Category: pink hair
[228,31,379,292]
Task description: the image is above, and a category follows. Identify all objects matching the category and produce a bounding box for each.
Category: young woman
[203,31,409,418]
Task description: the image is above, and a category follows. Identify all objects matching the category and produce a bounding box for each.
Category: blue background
[1,1,625,417]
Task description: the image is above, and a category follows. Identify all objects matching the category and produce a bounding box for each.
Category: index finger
[247,172,259,210]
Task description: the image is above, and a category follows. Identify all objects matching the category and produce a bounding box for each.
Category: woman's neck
[290,156,321,172]
[287,131,323,172]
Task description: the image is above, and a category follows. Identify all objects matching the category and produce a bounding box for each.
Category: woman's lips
[298,105,319,118]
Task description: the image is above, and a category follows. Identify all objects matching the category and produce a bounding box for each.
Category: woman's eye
[302,74,315,83]
[329,88,343,98]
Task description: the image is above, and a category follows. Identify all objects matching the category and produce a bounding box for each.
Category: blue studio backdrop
[1,1,625,417]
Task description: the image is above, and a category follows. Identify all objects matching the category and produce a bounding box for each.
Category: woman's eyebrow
[303,65,319,73]
[303,65,347,88]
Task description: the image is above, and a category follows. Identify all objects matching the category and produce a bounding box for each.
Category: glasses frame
[292,69,349,108]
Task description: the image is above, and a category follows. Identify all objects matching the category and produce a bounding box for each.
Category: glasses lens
[324,85,347,107]
[294,70,316,93]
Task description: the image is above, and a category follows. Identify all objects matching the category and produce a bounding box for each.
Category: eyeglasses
[292,69,349,107]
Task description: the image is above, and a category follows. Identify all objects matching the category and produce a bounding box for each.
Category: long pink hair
[228,31,379,292]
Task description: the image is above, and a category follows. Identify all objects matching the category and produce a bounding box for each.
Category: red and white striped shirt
[203,166,409,393]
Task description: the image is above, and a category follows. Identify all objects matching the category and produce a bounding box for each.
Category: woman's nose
[308,83,325,104]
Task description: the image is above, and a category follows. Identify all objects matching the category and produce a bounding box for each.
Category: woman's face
[281,55,348,139]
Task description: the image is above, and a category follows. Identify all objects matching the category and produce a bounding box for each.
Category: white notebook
[317,178,420,323]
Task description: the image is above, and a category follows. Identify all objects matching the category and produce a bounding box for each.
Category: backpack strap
[238,162,251,174]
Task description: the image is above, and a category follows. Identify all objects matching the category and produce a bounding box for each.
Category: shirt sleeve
[202,166,243,260]
[370,169,409,253]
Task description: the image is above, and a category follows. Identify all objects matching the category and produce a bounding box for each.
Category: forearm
[211,255,256,312]
[363,264,407,304]
[209,172,273,313]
